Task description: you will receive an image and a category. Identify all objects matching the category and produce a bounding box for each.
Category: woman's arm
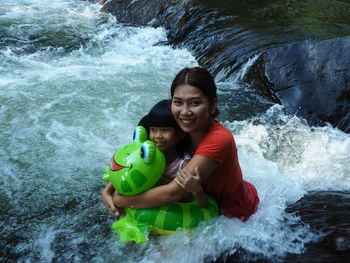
[112,154,218,209]
[112,180,186,208]
[193,188,208,207]
[176,166,210,207]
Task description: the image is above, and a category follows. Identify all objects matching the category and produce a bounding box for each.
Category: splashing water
[1,1,349,262]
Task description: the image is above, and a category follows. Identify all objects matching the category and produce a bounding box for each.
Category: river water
[0,1,349,262]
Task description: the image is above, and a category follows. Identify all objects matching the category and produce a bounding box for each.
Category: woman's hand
[175,167,203,195]
[102,182,120,216]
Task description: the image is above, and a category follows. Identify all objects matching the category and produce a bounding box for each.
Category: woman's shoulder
[195,121,235,162]
[197,121,235,152]
[206,121,234,142]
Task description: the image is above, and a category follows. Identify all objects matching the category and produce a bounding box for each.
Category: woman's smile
[180,117,195,124]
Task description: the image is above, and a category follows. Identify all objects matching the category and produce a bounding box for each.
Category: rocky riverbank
[100,0,350,133]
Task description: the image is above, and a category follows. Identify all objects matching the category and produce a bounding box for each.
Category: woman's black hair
[138,99,190,158]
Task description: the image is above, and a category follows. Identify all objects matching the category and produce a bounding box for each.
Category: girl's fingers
[176,172,183,180]
[177,172,188,181]
[174,178,184,188]
[177,173,189,184]
[175,177,181,185]
[111,207,119,216]
[177,176,186,185]
[183,168,192,176]
[105,202,119,217]
[180,169,191,178]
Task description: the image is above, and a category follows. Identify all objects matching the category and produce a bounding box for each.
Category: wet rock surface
[210,191,350,263]
[244,37,350,132]
[101,0,350,132]
[100,0,166,25]
[284,191,350,262]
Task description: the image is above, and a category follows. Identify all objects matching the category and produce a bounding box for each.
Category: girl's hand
[175,167,202,195]
[102,183,120,217]
[112,191,123,206]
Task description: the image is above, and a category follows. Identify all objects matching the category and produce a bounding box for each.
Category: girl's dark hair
[138,99,190,158]
[170,67,219,118]
[138,100,179,132]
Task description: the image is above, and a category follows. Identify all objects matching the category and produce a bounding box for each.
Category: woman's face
[171,84,215,134]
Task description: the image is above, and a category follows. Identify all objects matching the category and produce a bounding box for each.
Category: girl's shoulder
[164,155,190,178]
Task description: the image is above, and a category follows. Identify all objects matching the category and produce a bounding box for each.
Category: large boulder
[243,37,350,132]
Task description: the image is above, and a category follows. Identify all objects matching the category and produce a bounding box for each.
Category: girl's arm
[112,154,218,209]
[102,182,120,216]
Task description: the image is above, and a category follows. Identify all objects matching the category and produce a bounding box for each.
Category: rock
[99,0,256,77]
[285,191,350,259]
[101,0,350,133]
[100,0,168,25]
[244,37,350,132]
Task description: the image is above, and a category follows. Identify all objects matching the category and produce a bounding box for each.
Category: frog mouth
[110,157,131,171]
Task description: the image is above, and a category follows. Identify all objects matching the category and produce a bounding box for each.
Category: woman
[102,67,259,221]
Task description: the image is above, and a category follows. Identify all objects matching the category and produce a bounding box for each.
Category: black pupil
[140,147,144,158]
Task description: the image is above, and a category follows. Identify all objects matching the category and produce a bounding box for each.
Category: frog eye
[133,126,148,142]
[140,141,156,163]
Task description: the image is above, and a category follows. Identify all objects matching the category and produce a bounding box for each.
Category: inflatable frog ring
[102,126,218,244]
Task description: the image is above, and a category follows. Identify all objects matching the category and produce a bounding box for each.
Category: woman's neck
[190,119,215,149]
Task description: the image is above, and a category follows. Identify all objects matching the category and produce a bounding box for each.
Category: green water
[200,0,350,39]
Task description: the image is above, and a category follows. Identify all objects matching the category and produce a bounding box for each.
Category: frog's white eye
[140,141,156,163]
[133,126,148,142]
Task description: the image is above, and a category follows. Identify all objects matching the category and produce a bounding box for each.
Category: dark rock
[101,0,350,133]
[100,0,272,78]
[284,191,350,262]
[244,37,350,132]
[100,0,168,25]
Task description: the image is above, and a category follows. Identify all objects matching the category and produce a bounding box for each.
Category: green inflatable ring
[102,126,218,244]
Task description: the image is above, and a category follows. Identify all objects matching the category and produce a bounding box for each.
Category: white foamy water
[1,1,349,263]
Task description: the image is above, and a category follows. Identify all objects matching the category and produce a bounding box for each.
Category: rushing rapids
[0,0,349,262]
[102,0,350,133]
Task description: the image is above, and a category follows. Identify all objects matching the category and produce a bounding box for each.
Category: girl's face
[149,127,179,152]
[171,84,215,134]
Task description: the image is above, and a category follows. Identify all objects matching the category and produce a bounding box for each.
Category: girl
[104,67,259,222]
[102,100,208,216]
[138,99,191,185]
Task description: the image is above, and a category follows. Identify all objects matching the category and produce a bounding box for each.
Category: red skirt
[219,181,259,222]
